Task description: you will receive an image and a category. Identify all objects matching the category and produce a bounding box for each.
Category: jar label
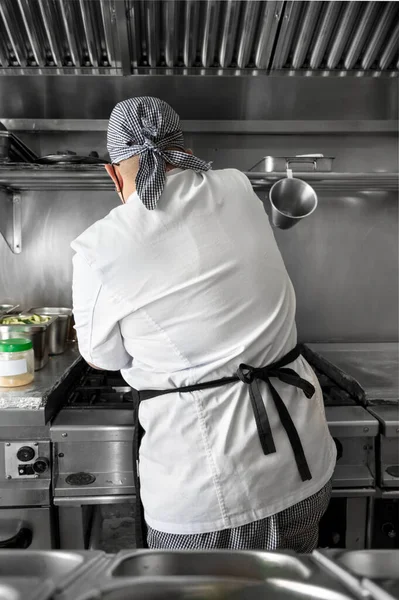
[0,359,28,376]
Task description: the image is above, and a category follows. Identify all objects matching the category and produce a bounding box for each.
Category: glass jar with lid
[0,338,34,387]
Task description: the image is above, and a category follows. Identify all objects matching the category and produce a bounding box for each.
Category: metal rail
[0,165,396,192]
[1,119,398,134]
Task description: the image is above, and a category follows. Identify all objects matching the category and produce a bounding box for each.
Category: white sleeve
[72,253,131,370]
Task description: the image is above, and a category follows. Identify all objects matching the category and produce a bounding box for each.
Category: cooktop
[64,365,358,410]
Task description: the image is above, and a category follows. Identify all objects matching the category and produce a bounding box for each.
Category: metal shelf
[0,164,397,255]
[0,163,112,191]
[247,171,399,192]
[0,164,397,192]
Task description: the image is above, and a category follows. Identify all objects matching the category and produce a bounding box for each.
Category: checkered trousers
[147,480,332,552]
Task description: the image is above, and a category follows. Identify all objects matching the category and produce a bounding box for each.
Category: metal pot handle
[0,527,33,548]
[286,157,318,171]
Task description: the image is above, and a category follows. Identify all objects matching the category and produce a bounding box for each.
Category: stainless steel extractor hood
[0,0,397,76]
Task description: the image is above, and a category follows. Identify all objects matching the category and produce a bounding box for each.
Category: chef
[71,96,336,551]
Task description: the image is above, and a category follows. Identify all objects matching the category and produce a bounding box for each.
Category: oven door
[0,508,54,549]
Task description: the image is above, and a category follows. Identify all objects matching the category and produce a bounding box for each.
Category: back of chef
[71,96,337,552]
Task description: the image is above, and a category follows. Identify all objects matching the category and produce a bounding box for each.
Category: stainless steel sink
[337,550,399,580]
[70,579,282,600]
[68,578,356,600]
[0,551,84,579]
[110,551,311,581]
[227,579,357,600]
[0,550,106,600]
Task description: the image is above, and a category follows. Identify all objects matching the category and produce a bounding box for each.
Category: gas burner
[66,472,96,486]
[64,368,134,409]
[314,368,357,406]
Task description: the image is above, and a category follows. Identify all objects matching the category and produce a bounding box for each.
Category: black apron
[132,343,315,548]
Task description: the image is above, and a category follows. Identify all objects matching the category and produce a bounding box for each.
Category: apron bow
[236,355,314,482]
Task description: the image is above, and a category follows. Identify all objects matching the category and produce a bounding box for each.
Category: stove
[64,371,134,409]
[49,348,383,551]
[306,343,399,550]
[50,369,135,550]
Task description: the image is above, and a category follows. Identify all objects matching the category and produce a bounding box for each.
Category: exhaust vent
[0,0,397,75]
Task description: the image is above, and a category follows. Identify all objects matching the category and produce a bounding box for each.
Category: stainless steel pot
[28,308,72,355]
[0,324,49,371]
[269,170,318,230]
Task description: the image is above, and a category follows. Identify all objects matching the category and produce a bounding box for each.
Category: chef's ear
[105,163,123,192]
[185,148,193,155]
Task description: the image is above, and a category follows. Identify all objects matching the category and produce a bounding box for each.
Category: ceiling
[0,0,398,76]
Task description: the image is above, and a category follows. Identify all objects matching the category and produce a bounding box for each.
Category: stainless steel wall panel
[253,1,283,70]
[218,0,241,69]
[0,129,397,343]
[325,2,361,70]
[379,21,399,71]
[142,0,160,68]
[343,3,379,71]
[0,0,397,75]
[59,0,81,67]
[0,0,27,67]
[271,1,303,70]
[125,0,141,70]
[79,0,99,67]
[99,0,117,68]
[200,0,221,68]
[183,0,200,68]
[361,2,399,70]
[0,75,396,120]
[0,19,10,67]
[308,2,342,70]
[17,0,46,68]
[163,0,179,68]
[38,0,63,68]
[235,1,260,69]
[291,1,323,69]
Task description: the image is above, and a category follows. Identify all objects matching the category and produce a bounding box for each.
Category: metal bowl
[28,308,72,354]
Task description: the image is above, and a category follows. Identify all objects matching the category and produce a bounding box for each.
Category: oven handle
[0,527,33,549]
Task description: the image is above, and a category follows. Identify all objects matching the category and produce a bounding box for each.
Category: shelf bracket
[0,190,22,254]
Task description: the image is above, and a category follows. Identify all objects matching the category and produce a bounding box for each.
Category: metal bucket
[269,170,318,230]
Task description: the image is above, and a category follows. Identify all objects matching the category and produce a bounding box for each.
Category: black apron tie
[235,345,313,482]
[132,343,314,548]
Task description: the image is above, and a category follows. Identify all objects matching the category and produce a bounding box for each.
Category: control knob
[16,446,35,462]
[33,457,49,474]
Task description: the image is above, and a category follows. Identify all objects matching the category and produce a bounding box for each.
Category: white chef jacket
[71,167,336,534]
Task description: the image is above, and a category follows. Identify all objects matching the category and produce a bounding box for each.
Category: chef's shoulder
[70,204,128,267]
[211,168,254,195]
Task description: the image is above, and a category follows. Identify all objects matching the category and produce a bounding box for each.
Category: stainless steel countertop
[308,343,399,402]
[0,344,80,411]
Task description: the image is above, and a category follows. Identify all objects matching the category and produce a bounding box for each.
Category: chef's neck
[107,149,193,204]
[120,157,181,202]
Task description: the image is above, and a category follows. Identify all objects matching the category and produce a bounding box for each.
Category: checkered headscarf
[107,97,212,210]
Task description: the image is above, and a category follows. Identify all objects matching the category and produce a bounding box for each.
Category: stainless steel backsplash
[0,128,397,343]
